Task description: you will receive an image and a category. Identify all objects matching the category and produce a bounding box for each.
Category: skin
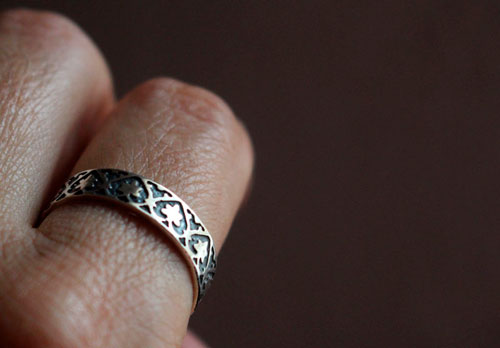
[0,8,253,348]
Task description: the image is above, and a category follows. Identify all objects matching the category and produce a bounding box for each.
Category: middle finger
[33,78,253,347]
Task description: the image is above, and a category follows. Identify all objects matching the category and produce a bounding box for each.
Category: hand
[0,9,253,347]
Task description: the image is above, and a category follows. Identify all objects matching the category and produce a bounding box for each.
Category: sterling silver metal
[43,168,216,312]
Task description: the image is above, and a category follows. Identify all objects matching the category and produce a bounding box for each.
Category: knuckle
[132,77,236,127]
[130,77,244,148]
[129,77,182,109]
[178,87,237,136]
[0,9,91,58]
[174,81,235,126]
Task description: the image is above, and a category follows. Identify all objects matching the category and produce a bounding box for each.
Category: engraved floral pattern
[48,168,217,307]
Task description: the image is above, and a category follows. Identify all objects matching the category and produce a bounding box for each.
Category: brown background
[2,1,500,347]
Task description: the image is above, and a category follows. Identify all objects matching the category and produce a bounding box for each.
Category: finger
[32,78,253,347]
[0,9,113,235]
[182,331,209,348]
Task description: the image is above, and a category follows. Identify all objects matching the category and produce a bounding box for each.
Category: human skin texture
[0,9,253,348]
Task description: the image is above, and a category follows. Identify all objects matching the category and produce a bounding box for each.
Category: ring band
[43,168,217,312]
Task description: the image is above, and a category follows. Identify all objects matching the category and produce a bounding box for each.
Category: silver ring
[43,168,217,312]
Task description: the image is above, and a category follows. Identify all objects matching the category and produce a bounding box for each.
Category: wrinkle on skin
[0,9,253,347]
[34,77,252,346]
[0,10,114,231]
[93,79,247,245]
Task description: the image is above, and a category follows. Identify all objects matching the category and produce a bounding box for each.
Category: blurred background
[2,1,500,347]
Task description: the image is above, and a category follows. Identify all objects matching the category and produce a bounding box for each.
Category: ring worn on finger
[42,168,217,313]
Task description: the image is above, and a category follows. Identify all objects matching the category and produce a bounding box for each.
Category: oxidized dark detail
[49,168,217,309]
